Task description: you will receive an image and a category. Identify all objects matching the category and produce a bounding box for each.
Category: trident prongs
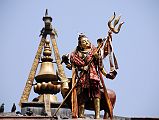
[108,12,124,34]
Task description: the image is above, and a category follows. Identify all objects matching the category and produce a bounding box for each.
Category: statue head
[77,33,91,51]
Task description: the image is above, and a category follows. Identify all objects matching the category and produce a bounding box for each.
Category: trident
[106,12,124,72]
[108,12,124,34]
[97,12,124,119]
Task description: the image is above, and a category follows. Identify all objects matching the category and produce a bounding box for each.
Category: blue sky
[0,0,159,118]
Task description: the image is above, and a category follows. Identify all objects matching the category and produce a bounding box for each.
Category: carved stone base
[21,102,71,119]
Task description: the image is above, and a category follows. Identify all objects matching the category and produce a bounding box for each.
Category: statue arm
[61,54,72,70]
[100,67,117,80]
[98,53,117,80]
[61,52,84,70]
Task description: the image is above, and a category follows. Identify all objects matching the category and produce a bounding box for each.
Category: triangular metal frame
[19,10,68,116]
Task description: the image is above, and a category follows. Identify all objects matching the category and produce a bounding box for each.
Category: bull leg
[103,110,109,119]
[103,89,116,119]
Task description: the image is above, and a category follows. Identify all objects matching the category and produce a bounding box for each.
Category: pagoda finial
[45,9,48,16]
[41,39,53,62]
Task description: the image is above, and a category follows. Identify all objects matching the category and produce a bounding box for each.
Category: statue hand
[106,70,117,80]
[81,65,88,71]
[66,64,72,70]
[93,52,99,59]
[61,54,69,64]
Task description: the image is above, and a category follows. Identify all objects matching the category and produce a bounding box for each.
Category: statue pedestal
[21,102,71,118]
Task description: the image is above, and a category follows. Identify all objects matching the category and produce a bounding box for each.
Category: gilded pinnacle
[41,39,53,62]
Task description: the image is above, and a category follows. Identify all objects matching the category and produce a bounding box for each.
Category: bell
[35,61,58,83]
[35,39,58,83]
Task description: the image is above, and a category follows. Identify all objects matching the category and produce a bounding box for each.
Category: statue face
[80,37,91,49]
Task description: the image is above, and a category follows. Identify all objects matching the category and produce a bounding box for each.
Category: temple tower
[19,9,70,117]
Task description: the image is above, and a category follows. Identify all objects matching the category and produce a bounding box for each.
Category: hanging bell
[35,39,58,83]
[35,61,58,83]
